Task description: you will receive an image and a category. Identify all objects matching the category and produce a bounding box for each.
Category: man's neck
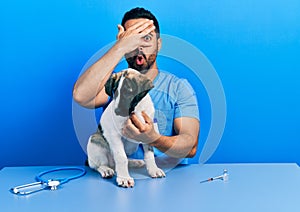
[144,62,159,81]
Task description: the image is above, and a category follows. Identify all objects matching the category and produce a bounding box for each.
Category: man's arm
[123,112,200,158]
[73,20,155,108]
[72,43,125,108]
[151,117,199,158]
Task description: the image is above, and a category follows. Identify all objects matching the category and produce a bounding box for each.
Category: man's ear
[157,38,162,52]
[105,72,122,96]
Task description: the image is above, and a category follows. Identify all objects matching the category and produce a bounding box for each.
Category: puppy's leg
[142,144,166,178]
[109,136,135,187]
[87,133,115,178]
[122,138,145,168]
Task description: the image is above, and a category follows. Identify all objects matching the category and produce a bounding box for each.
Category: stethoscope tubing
[35,167,86,185]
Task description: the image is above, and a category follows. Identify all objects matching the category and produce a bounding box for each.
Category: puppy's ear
[143,78,154,92]
[105,72,122,96]
[105,76,116,97]
[129,79,154,114]
[136,78,154,101]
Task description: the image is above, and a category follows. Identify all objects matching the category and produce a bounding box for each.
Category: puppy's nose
[115,108,129,116]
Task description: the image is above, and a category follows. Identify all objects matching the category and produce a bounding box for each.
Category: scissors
[10,167,86,195]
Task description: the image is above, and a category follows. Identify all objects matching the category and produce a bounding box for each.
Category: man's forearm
[73,41,125,107]
[150,133,198,158]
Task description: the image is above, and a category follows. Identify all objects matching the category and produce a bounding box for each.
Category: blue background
[1,0,299,169]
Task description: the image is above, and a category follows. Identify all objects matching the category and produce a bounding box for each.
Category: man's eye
[143,35,152,42]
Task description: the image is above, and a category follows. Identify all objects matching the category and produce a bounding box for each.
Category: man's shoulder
[157,71,194,90]
[156,71,186,86]
[158,71,179,80]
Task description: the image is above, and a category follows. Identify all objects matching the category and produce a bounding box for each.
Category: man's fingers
[141,111,152,124]
[123,119,139,136]
[139,25,156,37]
[116,19,155,52]
[117,24,124,39]
[133,20,155,34]
[123,113,159,144]
[130,113,147,132]
[125,19,147,31]
[127,19,154,33]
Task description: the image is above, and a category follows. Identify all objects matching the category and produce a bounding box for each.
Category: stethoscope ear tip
[10,188,18,194]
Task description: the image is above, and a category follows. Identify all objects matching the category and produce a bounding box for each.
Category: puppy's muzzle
[115,107,129,117]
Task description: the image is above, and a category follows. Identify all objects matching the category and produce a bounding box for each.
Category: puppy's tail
[128,159,145,168]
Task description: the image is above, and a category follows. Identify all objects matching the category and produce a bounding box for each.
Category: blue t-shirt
[149,71,199,136]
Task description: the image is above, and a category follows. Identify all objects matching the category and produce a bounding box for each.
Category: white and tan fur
[87,68,165,187]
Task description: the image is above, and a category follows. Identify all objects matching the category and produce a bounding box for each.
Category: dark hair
[121,7,160,37]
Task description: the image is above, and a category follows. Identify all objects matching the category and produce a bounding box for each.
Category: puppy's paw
[97,166,115,178]
[147,167,166,178]
[116,176,135,188]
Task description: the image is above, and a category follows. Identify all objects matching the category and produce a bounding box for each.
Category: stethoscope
[10,167,86,195]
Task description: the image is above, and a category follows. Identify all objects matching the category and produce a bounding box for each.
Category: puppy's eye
[121,87,133,97]
[122,81,134,94]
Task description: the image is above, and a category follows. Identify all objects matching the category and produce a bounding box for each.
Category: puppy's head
[105,69,154,116]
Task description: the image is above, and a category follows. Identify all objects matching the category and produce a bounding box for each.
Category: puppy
[87,68,165,187]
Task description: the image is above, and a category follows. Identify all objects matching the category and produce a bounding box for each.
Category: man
[73,7,200,162]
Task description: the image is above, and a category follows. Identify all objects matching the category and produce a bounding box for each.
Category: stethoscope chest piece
[47,180,61,190]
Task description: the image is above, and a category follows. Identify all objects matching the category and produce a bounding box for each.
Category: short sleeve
[174,79,199,121]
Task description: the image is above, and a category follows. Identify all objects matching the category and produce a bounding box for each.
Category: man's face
[124,18,160,73]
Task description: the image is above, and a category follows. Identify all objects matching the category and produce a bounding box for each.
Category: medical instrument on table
[200,169,229,183]
[10,167,86,195]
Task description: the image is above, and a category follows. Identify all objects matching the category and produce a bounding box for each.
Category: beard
[125,49,157,74]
